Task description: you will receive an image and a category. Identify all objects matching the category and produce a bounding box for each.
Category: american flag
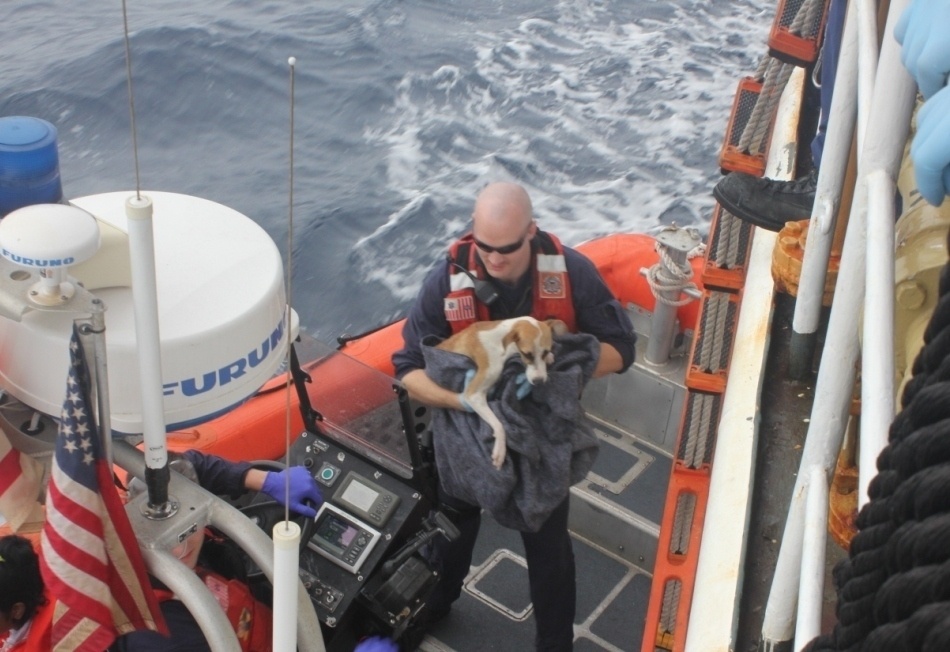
[0,427,45,532]
[444,295,476,322]
[40,325,166,651]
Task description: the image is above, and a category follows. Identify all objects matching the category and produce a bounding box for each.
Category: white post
[861,173,896,506]
[126,194,172,511]
[272,521,301,652]
[794,466,829,651]
[790,3,858,376]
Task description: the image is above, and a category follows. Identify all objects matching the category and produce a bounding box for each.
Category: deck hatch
[586,428,655,495]
[463,549,533,622]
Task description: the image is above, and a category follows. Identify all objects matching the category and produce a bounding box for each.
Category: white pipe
[861,172,896,507]
[125,194,168,470]
[794,466,828,651]
[761,0,916,644]
[272,521,301,652]
[854,0,880,158]
[857,0,917,510]
[792,4,859,340]
[761,181,864,644]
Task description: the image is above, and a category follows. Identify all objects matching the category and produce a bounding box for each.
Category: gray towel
[422,331,601,532]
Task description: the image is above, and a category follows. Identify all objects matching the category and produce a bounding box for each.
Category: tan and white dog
[437,316,568,469]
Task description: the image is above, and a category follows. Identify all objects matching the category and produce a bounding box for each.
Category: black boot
[713,168,817,231]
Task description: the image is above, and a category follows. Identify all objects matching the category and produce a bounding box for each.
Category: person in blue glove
[895,0,950,205]
[113,451,324,651]
[392,182,636,651]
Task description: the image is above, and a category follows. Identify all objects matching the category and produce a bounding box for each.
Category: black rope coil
[804,233,950,652]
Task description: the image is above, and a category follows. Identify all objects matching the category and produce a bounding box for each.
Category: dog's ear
[546,319,569,336]
[502,327,521,350]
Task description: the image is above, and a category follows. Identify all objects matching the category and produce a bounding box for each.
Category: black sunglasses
[472,233,528,255]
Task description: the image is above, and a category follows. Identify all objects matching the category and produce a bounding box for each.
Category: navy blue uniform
[181,449,254,498]
[393,241,635,651]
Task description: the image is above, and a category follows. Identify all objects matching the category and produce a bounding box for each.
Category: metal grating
[777,0,824,38]
[778,0,806,28]
[678,391,722,468]
[726,83,762,150]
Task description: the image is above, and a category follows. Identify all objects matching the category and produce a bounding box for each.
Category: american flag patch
[445,295,476,321]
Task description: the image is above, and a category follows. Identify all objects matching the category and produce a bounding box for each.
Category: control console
[290,429,430,628]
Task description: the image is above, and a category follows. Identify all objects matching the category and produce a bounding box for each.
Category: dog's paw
[491,440,507,469]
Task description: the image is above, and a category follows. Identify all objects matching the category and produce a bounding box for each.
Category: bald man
[393,182,636,651]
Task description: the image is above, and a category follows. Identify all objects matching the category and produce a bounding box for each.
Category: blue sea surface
[1,0,771,342]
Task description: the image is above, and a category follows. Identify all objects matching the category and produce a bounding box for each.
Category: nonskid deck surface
[420,415,666,651]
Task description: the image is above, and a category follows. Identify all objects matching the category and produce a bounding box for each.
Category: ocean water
[1,0,771,343]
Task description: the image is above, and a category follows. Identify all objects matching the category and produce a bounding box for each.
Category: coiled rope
[645,238,702,307]
[804,232,950,651]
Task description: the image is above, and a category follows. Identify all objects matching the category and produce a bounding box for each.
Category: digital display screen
[314,513,359,555]
[341,479,379,512]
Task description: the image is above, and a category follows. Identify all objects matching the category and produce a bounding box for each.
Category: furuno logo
[1,249,75,267]
[163,320,285,397]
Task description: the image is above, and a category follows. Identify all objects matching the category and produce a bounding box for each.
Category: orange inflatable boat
[167,233,705,463]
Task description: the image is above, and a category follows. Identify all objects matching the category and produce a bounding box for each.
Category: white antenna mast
[121,0,175,518]
[272,55,302,652]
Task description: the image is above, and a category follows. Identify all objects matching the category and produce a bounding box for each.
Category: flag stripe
[0,447,21,493]
[41,522,113,626]
[47,466,108,564]
[52,602,115,652]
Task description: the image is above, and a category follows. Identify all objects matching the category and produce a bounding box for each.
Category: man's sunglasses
[473,234,528,255]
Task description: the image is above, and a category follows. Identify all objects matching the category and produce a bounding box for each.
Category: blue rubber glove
[894,0,950,99]
[458,368,475,412]
[354,636,398,652]
[911,85,950,205]
[261,467,323,518]
[514,372,532,400]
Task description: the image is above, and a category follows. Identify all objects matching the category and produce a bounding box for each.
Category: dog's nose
[526,368,547,384]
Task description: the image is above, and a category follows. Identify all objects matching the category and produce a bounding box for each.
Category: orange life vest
[444,230,576,333]
[0,592,53,652]
[153,567,273,652]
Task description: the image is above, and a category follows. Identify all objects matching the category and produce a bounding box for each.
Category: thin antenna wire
[283,57,297,525]
[121,0,142,199]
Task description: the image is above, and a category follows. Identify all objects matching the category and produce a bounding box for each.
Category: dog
[437,316,568,469]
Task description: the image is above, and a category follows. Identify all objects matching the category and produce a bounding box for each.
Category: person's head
[0,535,46,634]
[471,182,537,284]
